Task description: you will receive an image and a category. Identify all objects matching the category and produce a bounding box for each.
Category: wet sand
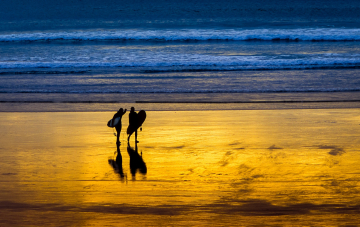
[1,109,360,226]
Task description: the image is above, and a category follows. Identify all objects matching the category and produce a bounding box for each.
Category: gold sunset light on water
[1,0,360,226]
[1,109,359,225]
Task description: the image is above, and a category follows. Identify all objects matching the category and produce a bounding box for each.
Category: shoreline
[1,91,360,112]
[1,101,360,112]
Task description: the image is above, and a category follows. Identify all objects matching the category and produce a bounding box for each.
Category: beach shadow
[108,143,125,180]
[127,142,147,177]
[318,145,346,156]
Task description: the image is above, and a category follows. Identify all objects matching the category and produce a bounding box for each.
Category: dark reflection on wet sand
[108,143,125,180]
[127,142,147,177]
[108,142,147,181]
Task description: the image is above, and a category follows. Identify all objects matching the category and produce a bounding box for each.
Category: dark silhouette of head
[130,107,135,112]
[118,108,123,112]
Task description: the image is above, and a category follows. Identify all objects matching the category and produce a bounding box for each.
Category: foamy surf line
[1,28,360,42]
[1,88,360,93]
[1,59,360,70]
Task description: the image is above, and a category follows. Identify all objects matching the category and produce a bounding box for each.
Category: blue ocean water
[0,0,360,110]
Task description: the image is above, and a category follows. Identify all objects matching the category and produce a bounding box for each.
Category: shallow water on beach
[1,109,360,226]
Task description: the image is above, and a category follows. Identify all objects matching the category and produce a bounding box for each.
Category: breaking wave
[1,28,360,42]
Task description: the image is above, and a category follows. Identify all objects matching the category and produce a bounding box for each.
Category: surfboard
[107,117,120,128]
[127,110,146,135]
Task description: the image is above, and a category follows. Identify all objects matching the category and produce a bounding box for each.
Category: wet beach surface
[1,0,360,225]
[0,109,360,226]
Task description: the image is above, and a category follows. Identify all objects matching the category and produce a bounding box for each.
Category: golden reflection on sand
[0,109,360,226]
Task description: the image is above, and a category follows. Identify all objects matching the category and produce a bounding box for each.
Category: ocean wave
[1,88,360,94]
[1,54,360,71]
[1,28,360,42]
[2,64,360,75]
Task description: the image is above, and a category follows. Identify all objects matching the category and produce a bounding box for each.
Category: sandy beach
[1,108,360,226]
[2,0,360,225]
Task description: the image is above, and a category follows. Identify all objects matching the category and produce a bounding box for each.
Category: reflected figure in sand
[127,141,147,176]
[112,108,127,144]
[108,143,125,179]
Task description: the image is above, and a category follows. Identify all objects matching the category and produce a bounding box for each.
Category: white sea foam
[1,28,360,42]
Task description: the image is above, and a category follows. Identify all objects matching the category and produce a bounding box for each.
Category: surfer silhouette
[127,107,139,143]
[127,107,147,143]
[112,108,127,144]
[127,141,147,177]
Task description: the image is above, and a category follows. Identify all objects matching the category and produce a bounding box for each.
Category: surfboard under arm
[127,110,146,134]
[107,117,121,128]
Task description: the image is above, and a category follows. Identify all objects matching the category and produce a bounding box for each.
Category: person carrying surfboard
[127,107,139,143]
[127,107,146,143]
[113,108,127,144]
